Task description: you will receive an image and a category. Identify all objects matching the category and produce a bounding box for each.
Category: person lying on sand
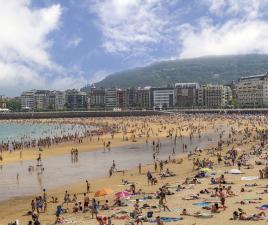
[237,211,266,221]
[180,209,214,218]
[245,183,258,187]
[236,200,262,205]
[257,189,268,194]
[156,216,164,225]
[182,194,202,200]
[202,203,222,213]
[199,189,210,194]
[240,187,252,192]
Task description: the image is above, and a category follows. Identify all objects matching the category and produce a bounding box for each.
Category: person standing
[91,198,98,219]
[86,180,90,193]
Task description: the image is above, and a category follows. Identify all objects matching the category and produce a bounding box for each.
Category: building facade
[34,90,50,111]
[89,88,105,108]
[151,87,174,109]
[197,85,232,108]
[116,89,127,108]
[236,73,268,108]
[136,88,151,109]
[105,89,117,109]
[65,89,88,109]
[0,96,6,109]
[48,91,65,110]
[174,83,199,108]
[20,90,35,110]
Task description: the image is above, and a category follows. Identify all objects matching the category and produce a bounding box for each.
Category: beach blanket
[241,176,259,181]
[205,200,221,203]
[148,217,183,223]
[228,169,243,174]
[196,213,214,218]
[193,202,211,207]
[257,204,268,210]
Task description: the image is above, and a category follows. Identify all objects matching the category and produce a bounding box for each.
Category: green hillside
[95,54,268,88]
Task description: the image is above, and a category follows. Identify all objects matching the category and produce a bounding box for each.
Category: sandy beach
[1,114,268,225]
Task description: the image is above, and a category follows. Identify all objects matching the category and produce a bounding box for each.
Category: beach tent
[228,169,242,174]
[115,191,131,198]
[94,188,113,197]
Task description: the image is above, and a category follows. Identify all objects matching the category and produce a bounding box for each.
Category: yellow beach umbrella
[94,188,113,197]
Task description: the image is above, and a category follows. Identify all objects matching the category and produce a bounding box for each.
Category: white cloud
[179,1,268,58]
[0,0,61,68]
[89,0,179,54]
[0,0,86,96]
[203,0,268,19]
[66,37,83,48]
[89,70,110,84]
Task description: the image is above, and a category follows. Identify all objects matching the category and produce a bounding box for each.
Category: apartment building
[116,89,127,108]
[151,87,174,109]
[236,73,268,108]
[0,96,6,109]
[174,83,199,108]
[48,91,65,110]
[90,88,105,108]
[20,90,35,110]
[65,89,88,109]
[136,88,151,109]
[197,85,232,108]
[105,88,117,109]
[34,90,50,110]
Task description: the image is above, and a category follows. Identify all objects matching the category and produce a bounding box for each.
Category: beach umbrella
[94,188,113,197]
[115,191,131,198]
[228,169,242,174]
[199,168,211,173]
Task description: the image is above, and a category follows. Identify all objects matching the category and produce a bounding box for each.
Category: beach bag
[147,211,153,218]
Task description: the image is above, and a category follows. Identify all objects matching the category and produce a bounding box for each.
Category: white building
[236,73,268,108]
[20,90,35,110]
[152,88,174,109]
[21,90,66,111]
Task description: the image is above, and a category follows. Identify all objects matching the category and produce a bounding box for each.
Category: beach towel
[148,217,183,223]
[193,202,211,207]
[228,169,243,174]
[241,176,259,181]
[196,213,214,218]
[257,204,268,210]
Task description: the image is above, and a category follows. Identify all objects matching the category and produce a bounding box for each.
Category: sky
[2,0,268,96]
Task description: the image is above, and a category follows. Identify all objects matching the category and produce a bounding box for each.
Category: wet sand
[0,127,222,201]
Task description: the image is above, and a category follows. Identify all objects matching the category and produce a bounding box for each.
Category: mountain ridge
[93,54,268,88]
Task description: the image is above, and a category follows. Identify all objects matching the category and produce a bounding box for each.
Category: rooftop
[239,73,268,81]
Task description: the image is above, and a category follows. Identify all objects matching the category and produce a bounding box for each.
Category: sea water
[0,123,91,143]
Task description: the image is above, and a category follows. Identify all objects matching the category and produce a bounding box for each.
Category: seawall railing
[0,110,163,120]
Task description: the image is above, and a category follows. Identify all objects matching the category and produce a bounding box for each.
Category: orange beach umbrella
[94,188,113,197]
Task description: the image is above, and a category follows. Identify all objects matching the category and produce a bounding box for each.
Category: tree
[6,100,21,112]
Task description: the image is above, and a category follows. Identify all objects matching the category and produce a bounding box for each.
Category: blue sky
[1,0,268,96]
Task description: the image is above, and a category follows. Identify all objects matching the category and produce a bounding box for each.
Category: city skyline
[2,0,268,96]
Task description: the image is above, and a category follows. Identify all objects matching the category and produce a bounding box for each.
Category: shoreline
[0,116,210,165]
[0,128,218,202]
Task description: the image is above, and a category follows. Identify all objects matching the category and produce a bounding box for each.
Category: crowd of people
[3,114,268,225]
